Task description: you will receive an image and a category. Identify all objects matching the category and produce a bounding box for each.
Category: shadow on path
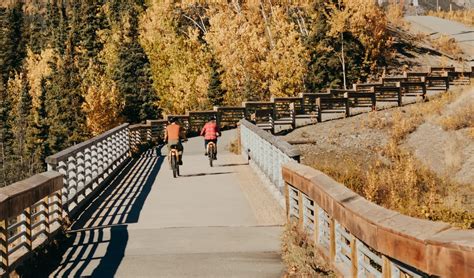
[216,162,249,167]
[27,147,164,277]
[179,171,233,178]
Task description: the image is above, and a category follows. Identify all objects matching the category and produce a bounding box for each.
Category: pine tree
[304,0,365,91]
[46,40,89,154]
[0,80,12,147]
[113,5,159,123]
[28,12,46,55]
[9,72,33,179]
[27,77,49,173]
[0,2,27,83]
[46,0,68,55]
[77,0,106,69]
[208,57,225,106]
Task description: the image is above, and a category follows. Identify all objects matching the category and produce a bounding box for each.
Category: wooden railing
[282,161,474,278]
[0,172,63,275]
[163,69,469,134]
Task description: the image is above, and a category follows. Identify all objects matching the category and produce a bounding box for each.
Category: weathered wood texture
[282,162,474,278]
[0,172,63,275]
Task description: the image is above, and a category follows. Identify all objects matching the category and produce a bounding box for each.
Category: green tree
[0,80,12,147]
[113,5,159,122]
[304,0,366,91]
[27,77,50,173]
[0,2,27,83]
[207,57,225,106]
[46,40,88,154]
[8,72,32,179]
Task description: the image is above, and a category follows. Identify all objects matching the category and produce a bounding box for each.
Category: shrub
[428,10,474,27]
[281,221,333,277]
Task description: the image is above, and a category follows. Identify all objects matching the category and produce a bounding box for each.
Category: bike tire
[171,155,177,178]
[209,145,214,167]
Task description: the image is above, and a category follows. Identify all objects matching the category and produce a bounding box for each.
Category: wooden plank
[0,219,8,270]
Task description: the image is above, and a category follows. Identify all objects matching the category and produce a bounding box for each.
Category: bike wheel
[171,155,177,178]
[209,145,214,167]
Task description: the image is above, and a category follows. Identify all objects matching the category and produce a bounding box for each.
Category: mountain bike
[169,144,180,178]
[207,141,216,167]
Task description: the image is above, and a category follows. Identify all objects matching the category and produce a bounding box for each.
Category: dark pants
[205,139,217,154]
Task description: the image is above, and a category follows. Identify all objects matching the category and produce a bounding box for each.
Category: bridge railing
[45,123,131,215]
[239,119,300,197]
[282,161,473,278]
[0,172,63,275]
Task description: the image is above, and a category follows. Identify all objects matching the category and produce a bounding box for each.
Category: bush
[281,221,333,277]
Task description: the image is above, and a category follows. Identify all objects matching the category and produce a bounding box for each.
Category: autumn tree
[206,3,308,104]
[140,2,211,114]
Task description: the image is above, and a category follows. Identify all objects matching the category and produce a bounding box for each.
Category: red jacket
[200,121,220,140]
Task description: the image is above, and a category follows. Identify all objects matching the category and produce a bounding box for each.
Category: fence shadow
[20,147,164,277]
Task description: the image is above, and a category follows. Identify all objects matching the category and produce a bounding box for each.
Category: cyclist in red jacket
[200,116,220,157]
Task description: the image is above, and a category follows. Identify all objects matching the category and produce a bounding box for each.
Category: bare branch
[183,14,206,34]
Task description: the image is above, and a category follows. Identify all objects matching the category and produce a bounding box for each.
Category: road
[405,15,474,65]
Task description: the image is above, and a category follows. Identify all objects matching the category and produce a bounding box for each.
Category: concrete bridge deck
[48,130,284,277]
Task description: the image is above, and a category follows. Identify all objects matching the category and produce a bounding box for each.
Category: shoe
[179,160,183,165]
[204,152,208,156]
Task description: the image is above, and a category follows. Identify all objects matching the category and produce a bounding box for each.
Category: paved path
[405,15,474,65]
[48,130,284,277]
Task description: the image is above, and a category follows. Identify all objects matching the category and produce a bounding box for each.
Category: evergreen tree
[304,0,365,91]
[27,77,49,173]
[77,0,106,68]
[10,73,32,179]
[46,40,89,153]
[113,5,159,123]
[46,0,68,55]
[28,12,46,54]
[0,2,27,83]
[0,80,13,159]
[208,58,225,106]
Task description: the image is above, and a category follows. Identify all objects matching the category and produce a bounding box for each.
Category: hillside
[283,86,474,228]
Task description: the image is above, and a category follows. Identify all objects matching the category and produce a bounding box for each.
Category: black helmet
[209,115,217,121]
[168,117,177,123]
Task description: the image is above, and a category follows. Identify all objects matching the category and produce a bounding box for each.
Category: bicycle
[169,144,180,178]
[207,141,217,167]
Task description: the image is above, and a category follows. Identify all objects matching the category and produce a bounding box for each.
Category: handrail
[282,161,474,278]
[46,124,131,215]
[240,119,300,158]
[45,123,129,164]
[0,172,63,274]
[239,119,300,201]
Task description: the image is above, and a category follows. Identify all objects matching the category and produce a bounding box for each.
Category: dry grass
[439,102,474,132]
[313,145,473,229]
[386,3,410,30]
[281,221,333,277]
[314,90,474,228]
[428,10,474,27]
[430,35,464,57]
[228,130,241,154]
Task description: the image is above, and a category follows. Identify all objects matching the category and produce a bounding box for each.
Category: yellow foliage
[24,48,54,108]
[140,2,211,114]
[327,0,391,69]
[206,3,308,104]
[82,67,124,136]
